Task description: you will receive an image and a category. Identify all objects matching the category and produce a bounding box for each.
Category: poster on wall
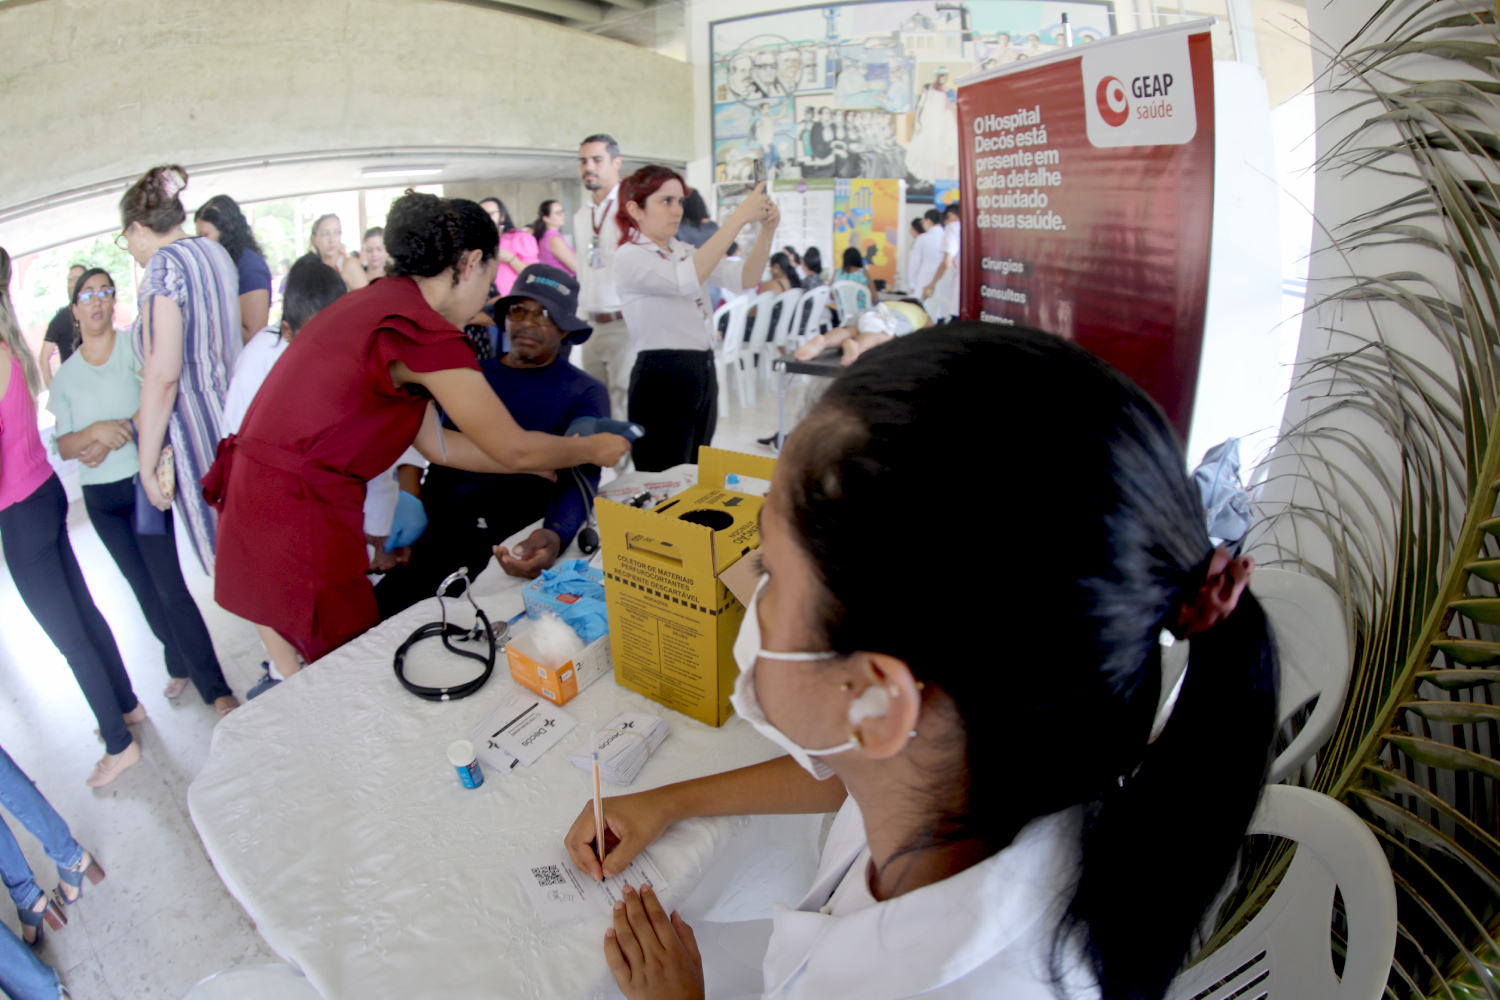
[955,20,1215,439]
[833,178,903,286]
[710,0,1114,199]
[772,179,836,275]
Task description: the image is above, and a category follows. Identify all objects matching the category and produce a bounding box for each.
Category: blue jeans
[0,921,63,1000]
[0,746,83,914]
[0,748,74,999]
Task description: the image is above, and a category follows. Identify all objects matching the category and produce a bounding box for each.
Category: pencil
[592,749,606,870]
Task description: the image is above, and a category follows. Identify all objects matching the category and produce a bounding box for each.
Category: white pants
[579,317,634,421]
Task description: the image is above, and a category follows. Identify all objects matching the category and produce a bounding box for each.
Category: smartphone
[751,158,766,185]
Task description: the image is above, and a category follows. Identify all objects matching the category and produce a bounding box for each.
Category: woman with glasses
[120,164,242,579]
[47,268,239,720]
[0,249,143,788]
[205,194,630,673]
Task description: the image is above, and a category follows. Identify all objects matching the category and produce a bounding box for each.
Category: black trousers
[83,478,231,704]
[628,350,717,473]
[0,475,137,753]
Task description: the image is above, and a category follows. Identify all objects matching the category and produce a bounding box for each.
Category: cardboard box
[596,448,777,726]
[506,632,612,706]
[522,564,605,620]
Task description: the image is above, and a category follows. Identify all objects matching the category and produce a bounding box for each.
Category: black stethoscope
[392,418,643,699]
[392,569,502,701]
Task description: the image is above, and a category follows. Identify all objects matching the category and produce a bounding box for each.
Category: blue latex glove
[536,559,606,601]
[385,490,428,552]
[559,597,609,644]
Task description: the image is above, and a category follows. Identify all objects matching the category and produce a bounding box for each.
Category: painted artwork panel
[710,0,1115,198]
[833,178,902,285]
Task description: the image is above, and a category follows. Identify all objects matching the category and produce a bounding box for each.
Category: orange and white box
[505,632,612,705]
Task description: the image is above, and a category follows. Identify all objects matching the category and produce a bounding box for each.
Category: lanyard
[589,192,616,270]
[590,192,616,245]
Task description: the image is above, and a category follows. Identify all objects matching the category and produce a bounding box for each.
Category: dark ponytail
[530,200,563,240]
[385,190,498,284]
[1061,591,1277,999]
[781,323,1278,1000]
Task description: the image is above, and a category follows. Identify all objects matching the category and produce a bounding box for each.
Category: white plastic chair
[830,280,869,324]
[794,285,832,344]
[766,288,805,381]
[713,295,752,416]
[1165,785,1396,1000]
[741,290,779,403]
[1159,568,1350,785]
[181,964,322,999]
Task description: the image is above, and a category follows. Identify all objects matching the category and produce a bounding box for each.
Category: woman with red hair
[614,168,778,471]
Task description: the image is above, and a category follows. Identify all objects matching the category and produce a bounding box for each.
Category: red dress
[204,277,478,662]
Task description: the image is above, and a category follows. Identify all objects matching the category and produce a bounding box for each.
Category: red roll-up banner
[956,20,1216,440]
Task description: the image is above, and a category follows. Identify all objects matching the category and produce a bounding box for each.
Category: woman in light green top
[47,269,238,718]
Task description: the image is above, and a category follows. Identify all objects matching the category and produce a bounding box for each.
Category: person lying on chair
[794,300,931,366]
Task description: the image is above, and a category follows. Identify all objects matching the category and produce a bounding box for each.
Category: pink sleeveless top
[0,353,54,512]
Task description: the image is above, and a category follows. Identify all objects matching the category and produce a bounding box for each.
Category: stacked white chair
[830,280,870,325]
[794,285,832,345]
[766,288,805,383]
[712,295,752,416]
[740,289,778,405]
[1158,568,1351,786]
[1165,785,1396,1000]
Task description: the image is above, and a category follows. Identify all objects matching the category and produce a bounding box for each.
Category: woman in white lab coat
[567,324,1279,1000]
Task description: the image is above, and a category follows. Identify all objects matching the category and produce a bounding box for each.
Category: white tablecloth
[188,470,821,1000]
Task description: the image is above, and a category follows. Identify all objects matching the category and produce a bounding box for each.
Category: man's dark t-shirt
[43,306,76,363]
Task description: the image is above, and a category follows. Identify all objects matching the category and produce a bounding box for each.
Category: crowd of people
[0,131,1279,1000]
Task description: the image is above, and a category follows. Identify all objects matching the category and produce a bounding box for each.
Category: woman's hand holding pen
[565,789,675,881]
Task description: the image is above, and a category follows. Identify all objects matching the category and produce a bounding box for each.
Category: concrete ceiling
[0,147,665,258]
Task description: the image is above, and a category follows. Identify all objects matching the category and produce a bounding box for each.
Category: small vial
[447,739,484,788]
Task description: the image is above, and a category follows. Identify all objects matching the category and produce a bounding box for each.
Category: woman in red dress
[206,192,629,678]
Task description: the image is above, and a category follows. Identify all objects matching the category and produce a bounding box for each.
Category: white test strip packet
[470,690,579,772]
[513,848,669,923]
[567,711,670,786]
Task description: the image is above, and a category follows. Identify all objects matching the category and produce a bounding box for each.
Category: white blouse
[614,236,749,353]
[760,797,1097,1000]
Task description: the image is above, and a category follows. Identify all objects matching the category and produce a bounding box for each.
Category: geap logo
[1096,76,1129,127]
[1082,31,1199,148]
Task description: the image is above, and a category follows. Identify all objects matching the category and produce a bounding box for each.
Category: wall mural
[710,0,1114,196]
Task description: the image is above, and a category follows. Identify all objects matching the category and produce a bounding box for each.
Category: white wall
[0,0,692,248]
[1249,7,1460,575]
[1184,61,1284,469]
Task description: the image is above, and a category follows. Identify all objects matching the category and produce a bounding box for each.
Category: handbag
[129,420,173,536]
[133,473,166,535]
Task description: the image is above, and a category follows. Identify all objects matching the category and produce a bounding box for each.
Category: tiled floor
[0,369,821,999]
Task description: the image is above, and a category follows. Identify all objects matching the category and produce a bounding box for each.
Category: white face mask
[731,574,889,779]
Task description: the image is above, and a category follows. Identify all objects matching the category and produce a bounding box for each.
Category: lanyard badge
[590,198,612,270]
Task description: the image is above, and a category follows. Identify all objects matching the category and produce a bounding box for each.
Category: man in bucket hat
[374,265,609,618]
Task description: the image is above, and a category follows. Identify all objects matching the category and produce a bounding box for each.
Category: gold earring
[839,682,851,691]
[915,681,926,690]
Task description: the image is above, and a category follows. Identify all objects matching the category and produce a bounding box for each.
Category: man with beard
[572,134,633,421]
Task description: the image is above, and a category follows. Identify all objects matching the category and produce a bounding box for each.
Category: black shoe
[247,662,281,700]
